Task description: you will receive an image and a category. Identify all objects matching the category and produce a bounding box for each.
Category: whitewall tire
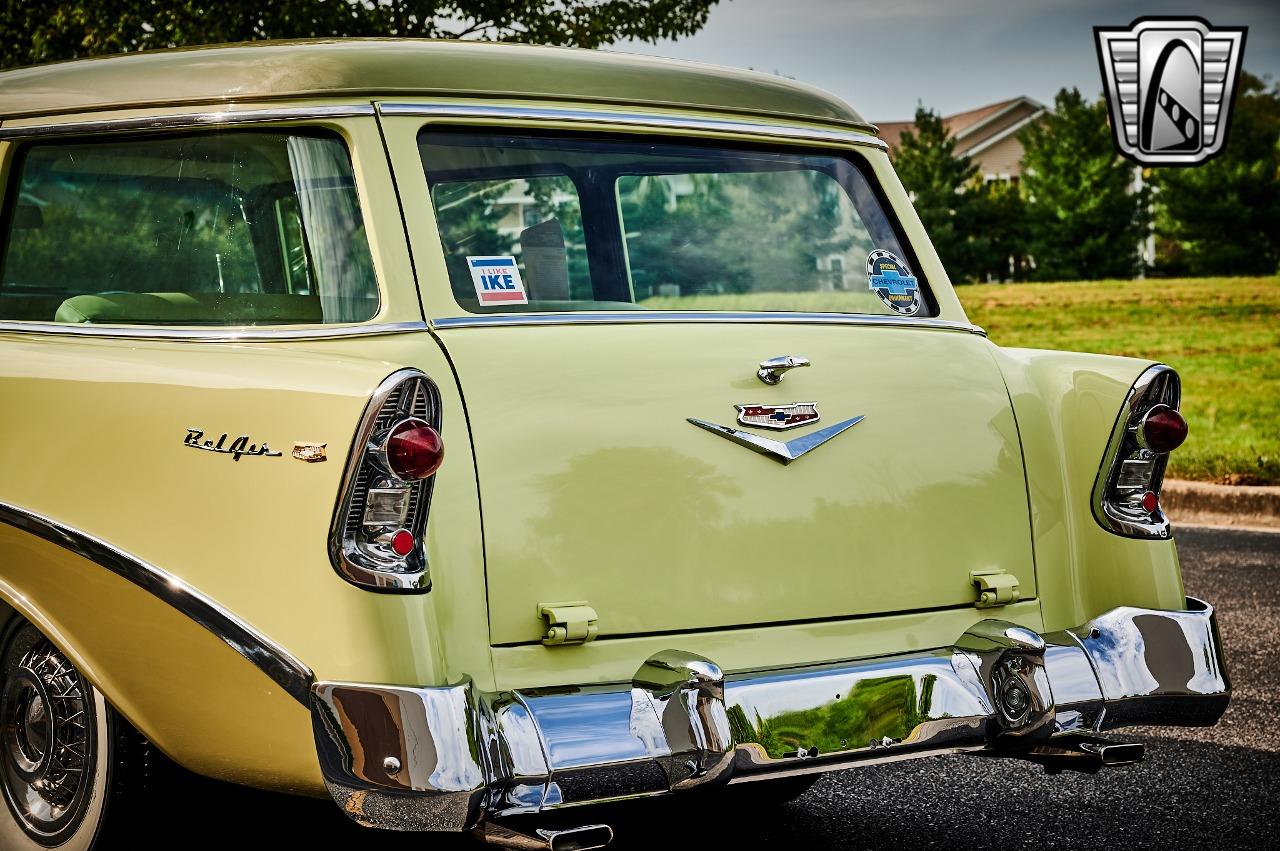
[0,621,142,850]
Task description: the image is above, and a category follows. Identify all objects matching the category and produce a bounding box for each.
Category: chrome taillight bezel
[329,368,441,592]
[1091,364,1182,539]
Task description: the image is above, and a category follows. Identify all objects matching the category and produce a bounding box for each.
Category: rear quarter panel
[0,332,491,792]
[990,347,1186,631]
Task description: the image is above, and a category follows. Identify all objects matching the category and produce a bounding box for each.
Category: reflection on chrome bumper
[310,597,1228,831]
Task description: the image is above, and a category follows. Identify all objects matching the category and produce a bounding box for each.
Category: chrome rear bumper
[310,597,1229,832]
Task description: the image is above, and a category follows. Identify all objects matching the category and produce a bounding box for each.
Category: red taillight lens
[390,529,416,556]
[1139,405,1188,453]
[386,418,444,480]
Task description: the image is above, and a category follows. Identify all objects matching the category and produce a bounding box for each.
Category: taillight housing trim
[329,368,442,592]
[1091,364,1182,540]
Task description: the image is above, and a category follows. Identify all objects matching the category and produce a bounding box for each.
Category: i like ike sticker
[467,256,528,305]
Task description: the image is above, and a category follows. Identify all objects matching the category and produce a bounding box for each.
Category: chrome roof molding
[0,501,314,706]
[379,102,889,149]
[0,104,376,139]
[0,100,885,149]
[432,312,987,335]
[0,102,884,148]
[0,320,427,342]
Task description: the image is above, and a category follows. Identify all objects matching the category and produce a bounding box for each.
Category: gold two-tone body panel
[0,41,1221,827]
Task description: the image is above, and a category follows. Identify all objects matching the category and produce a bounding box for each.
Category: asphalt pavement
[150,525,1278,849]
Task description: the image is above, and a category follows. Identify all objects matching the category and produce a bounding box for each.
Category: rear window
[0,130,379,326]
[419,129,932,317]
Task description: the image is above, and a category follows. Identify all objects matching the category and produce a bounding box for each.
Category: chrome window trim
[0,320,428,342]
[0,112,411,341]
[0,104,376,139]
[1091,364,1181,539]
[377,102,888,150]
[0,501,314,706]
[432,312,987,335]
[405,108,971,335]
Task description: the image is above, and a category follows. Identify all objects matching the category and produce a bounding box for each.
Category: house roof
[873,96,1045,154]
[944,98,1024,137]
[0,39,869,130]
[873,120,915,151]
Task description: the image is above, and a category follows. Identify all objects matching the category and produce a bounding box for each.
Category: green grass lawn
[958,276,1280,485]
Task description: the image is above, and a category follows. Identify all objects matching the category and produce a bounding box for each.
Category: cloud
[614,0,1279,120]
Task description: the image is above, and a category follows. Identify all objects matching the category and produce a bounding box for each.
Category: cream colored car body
[0,41,1219,830]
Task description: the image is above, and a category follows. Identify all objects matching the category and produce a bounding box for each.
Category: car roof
[0,39,869,131]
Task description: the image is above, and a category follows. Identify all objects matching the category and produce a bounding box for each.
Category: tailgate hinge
[970,570,1020,609]
[539,601,599,646]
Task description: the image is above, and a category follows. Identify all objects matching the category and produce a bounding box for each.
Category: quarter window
[0,130,379,326]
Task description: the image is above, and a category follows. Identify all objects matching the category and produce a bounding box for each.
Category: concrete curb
[1162,479,1280,530]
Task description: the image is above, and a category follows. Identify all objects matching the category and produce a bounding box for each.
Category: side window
[616,169,883,309]
[0,130,379,326]
[430,174,593,307]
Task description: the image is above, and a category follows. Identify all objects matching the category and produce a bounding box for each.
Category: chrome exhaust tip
[473,821,614,850]
[1079,739,1146,767]
[539,824,614,851]
[1010,734,1146,775]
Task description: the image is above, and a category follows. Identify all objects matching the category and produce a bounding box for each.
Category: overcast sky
[614,0,1279,121]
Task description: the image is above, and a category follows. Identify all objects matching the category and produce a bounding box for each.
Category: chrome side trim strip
[0,320,428,342]
[0,104,376,139]
[432,311,987,335]
[0,502,314,706]
[377,102,888,149]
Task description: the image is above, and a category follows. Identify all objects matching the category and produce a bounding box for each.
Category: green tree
[619,170,842,298]
[1150,72,1280,276]
[1019,87,1148,280]
[894,106,983,282]
[429,178,513,296]
[0,0,719,69]
[526,175,591,298]
[967,178,1031,282]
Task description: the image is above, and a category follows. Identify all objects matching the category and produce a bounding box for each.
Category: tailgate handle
[757,355,810,385]
[539,602,599,646]
[970,570,1021,609]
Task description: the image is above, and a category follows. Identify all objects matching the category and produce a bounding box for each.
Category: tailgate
[439,322,1035,644]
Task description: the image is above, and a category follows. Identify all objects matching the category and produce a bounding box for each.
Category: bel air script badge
[736,402,819,431]
[184,428,283,461]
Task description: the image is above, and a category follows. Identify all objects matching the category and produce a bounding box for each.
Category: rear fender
[0,332,492,790]
[989,347,1185,631]
[0,531,320,794]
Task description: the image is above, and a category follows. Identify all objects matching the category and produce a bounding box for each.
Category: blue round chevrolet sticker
[866,249,921,315]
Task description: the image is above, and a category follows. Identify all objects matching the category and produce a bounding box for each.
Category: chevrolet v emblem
[687,415,865,465]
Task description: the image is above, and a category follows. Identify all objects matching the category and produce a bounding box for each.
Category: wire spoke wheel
[1,631,98,846]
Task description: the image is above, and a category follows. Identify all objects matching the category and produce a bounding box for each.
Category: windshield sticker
[467,256,528,306]
[866,250,921,315]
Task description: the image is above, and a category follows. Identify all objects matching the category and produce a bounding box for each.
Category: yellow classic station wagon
[0,40,1227,850]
